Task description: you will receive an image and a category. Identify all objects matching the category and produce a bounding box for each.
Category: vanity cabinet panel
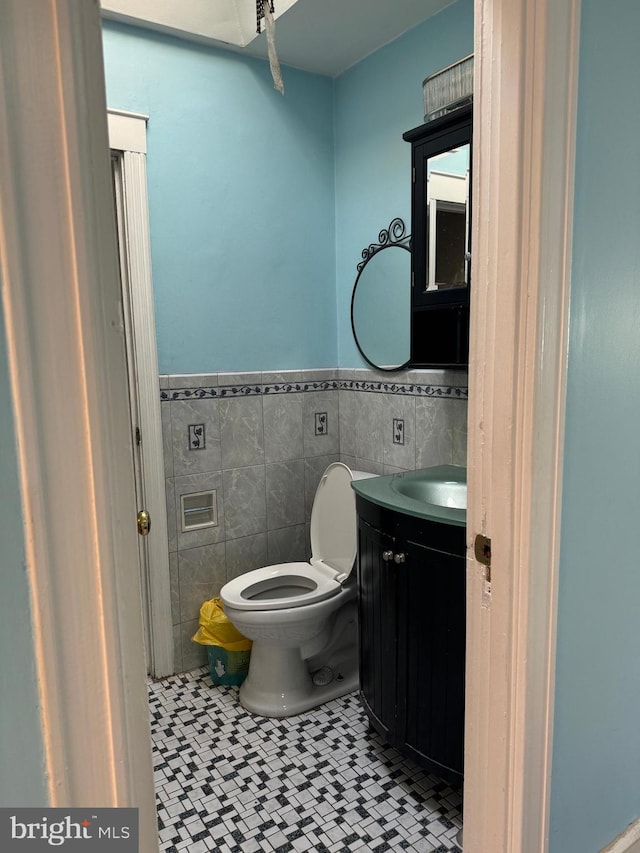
[356,496,465,787]
[357,519,397,741]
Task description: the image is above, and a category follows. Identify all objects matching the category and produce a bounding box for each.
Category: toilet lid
[309,462,358,580]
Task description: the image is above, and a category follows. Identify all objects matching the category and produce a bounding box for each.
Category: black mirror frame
[350,217,412,372]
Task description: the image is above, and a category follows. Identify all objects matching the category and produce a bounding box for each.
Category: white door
[112,152,154,672]
[107,111,174,678]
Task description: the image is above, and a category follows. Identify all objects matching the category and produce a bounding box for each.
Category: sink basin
[391,475,467,510]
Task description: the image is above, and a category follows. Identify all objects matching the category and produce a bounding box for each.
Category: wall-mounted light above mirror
[350,218,411,372]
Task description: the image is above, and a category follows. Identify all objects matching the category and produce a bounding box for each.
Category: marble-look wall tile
[381,393,416,471]
[453,403,468,467]
[338,390,357,457]
[339,453,357,472]
[303,391,339,457]
[383,464,410,475]
[219,397,265,469]
[161,402,173,479]
[263,393,303,462]
[165,478,177,553]
[173,471,224,551]
[218,371,262,388]
[181,619,207,670]
[225,532,268,582]
[262,370,306,385]
[178,541,226,623]
[266,459,305,530]
[223,465,267,539]
[415,398,455,468]
[172,624,183,674]
[169,552,180,627]
[354,458,385,475]
[169,373,218,389]
[267,524,308,565]
[355,391,384,465]
[170,397,221,476]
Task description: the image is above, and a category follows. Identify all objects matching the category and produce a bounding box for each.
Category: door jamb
[0,1,158,844]
[464,0,580,850]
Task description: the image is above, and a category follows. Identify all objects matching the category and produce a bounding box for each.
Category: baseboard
[601,818,640,853]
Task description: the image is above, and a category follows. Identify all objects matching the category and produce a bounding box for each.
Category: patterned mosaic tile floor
[149,668,463,852]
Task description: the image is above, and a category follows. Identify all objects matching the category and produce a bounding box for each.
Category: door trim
[0,0,157,844]
[108,110,174,678]
[464,0,580,850]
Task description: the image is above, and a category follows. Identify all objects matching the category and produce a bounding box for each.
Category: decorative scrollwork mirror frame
[350,217,412,372]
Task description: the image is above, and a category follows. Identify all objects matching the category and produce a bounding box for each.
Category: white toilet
[220,462,375,718]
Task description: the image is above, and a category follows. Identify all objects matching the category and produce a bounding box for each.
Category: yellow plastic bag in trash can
[192,597,251,686]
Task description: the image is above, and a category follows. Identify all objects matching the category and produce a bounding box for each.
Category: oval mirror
[351,219,411,371]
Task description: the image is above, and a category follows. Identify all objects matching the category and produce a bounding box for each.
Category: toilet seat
[222,463,366,612]
[220,562,341,611]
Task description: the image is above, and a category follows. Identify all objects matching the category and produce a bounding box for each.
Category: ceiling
[100,0,455,77]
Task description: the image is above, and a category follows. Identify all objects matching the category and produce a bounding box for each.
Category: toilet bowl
[220,462,375,718]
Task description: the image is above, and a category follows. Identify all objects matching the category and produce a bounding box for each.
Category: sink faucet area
[351,464,466,525]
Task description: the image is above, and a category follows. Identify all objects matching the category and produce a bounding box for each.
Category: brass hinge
[474,533,492,582]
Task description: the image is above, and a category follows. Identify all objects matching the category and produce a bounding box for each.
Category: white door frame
[464,0,580,850]
[0,0,580,850]
[0,1,157,848]
[108,110,174,678]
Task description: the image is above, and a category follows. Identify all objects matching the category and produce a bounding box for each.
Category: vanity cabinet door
[356,495,465,786]
[357,518,398,741]
[397,539,465,781]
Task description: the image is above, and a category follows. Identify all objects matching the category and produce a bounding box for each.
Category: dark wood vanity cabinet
[356,495,466,787]
[404,105,472,369]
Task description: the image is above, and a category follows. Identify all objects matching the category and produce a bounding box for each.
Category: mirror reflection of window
[426,143,470,292]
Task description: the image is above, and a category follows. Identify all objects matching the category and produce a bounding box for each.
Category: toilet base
[238,643,358,718]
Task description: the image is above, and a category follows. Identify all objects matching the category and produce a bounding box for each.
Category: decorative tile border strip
[161,378,467,401]
[161,380,339,401]
[339,379,468,399]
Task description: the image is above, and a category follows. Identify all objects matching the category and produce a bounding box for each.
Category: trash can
[191,597,252,686]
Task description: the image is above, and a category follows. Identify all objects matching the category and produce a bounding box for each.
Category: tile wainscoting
[160,368,467,673]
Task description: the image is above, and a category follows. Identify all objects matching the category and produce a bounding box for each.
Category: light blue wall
[0,309,47,806]
[550,1,640,850]
[334,0,474,367]
[102,4,474,375]
[102,23,336,375]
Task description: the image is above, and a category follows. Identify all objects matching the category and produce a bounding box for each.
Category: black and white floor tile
[149,668,463,853]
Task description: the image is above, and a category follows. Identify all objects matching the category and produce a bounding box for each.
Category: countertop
[351,464,466,527]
